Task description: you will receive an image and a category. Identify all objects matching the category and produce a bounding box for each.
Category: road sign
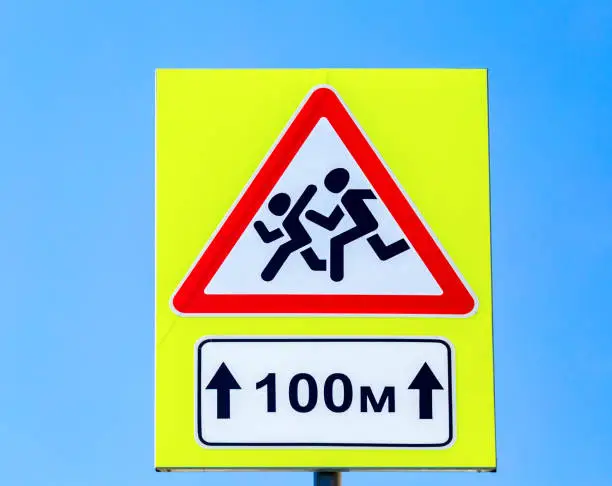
[197,337,454,448]
[156,69,495,471]
[172,86,476,317]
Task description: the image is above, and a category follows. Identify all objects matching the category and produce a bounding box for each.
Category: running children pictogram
[171,85,477,316]
[255,168,410,283]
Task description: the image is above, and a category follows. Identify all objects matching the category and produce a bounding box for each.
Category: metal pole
[314,471,342,486]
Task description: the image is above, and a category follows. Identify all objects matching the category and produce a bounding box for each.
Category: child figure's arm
[254,221,284,243]
[305,206,344,231]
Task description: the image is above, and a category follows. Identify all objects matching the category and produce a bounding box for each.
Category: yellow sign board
[155,68,495,471]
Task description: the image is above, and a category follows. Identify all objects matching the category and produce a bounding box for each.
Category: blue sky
[1,1,611,485]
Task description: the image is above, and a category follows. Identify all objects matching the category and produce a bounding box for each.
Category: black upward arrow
[205,362,241,419]
[408,363,443,419]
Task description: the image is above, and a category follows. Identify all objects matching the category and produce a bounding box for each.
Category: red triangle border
[171,85,477,316]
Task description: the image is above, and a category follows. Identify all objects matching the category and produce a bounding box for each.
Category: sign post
[155,68,495,473]
[315,472,341,486]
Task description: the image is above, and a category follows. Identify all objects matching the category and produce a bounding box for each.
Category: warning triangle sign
[171,86,477,316]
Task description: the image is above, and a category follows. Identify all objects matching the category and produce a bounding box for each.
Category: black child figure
[254,185,326,281]
[305,168,410,282]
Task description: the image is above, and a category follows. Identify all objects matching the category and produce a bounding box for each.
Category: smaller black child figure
[306,168,410,282]
[254,185,326,281]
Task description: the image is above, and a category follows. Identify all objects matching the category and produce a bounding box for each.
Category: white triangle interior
[205,118,442,296]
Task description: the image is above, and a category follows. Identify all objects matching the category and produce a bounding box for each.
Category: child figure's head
[324,168,350,194]
[268,192,291,216]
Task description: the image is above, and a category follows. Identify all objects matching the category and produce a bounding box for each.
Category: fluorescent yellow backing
[155,69,494,470]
